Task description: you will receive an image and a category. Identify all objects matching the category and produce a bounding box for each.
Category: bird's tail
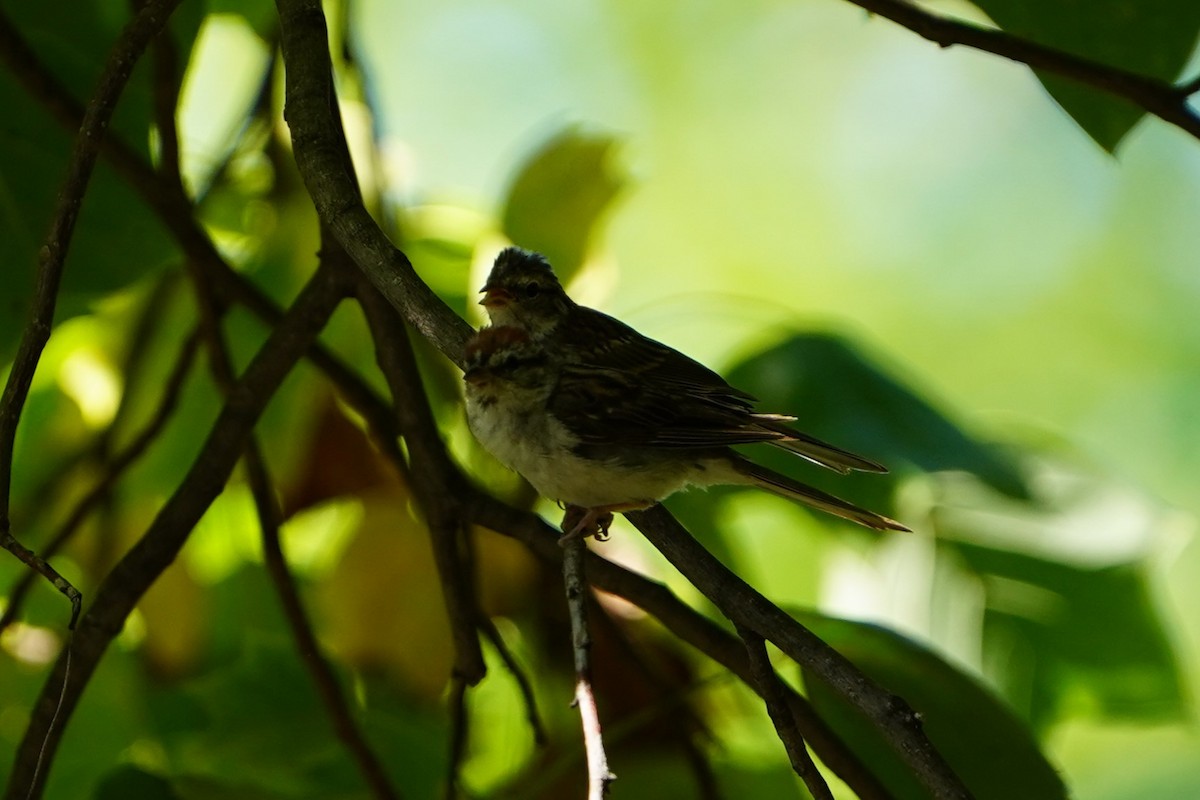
[724,455,910,532]
[751,414,887,475]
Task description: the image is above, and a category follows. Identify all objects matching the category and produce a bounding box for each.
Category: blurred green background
[2,0,1198,797]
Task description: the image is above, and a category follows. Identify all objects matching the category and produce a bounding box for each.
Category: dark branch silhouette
[845,0,1200,142]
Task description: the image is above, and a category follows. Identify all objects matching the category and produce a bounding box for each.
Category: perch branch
[627,506,969,799]
[562,536,617,799]
[468,497,895,800]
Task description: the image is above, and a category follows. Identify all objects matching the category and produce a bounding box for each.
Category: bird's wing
[553,308,886,473]
[558,307,757,409]
[550,364,794,452]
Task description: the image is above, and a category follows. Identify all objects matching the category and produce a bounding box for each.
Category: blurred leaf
[973,0,1200,151]
[319,494,454,699]
[93,766,180,800]
[501,128,626,282]
[725,332,1028,501]
[946,540,1187,730]
[796,612,1067,800]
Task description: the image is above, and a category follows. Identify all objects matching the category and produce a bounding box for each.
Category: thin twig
[252,434,402,800]
[0,0,181,631]
[0,329,203,634]
[587,596,718,797]
[737,625,833,800]
[355,258,487,686]
[2,262,348,800]
[562,537,616,799]
[477,615,547,746]
[445,677,469,800]
[845,0,1200,142]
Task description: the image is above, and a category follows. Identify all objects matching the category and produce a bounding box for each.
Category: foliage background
[1,0,1198,797]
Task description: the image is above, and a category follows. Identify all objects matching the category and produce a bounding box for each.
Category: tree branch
[0,0,182,632]
[737,625,833,800]
[275,0,471,364]
[251,411,403,800]
[845,0,1200,141]
[2,262,348,800]
[562,536,616,799]
[467,496,896,800]
[356,283,486,685]
[627,507,969,799]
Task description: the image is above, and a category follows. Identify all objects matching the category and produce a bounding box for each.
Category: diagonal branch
[2,262,349,800]
[627,506,970,799]
[275,0,472,364]
[249,406,403,800]
[0,0,182,629]
[738,624,833,800]
[356,284,487,685]
[845,0,1200,141]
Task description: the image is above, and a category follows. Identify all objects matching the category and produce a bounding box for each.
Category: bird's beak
[479,286,512,308]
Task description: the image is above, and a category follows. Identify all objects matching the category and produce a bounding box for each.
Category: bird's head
[463,325,550,395]
[479,247,572,336]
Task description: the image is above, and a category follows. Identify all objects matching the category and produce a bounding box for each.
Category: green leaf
[946,541,1188,730]
[795,612,1067,800]
[972,0,1200,151]
[501,127,626,283]
[724,332,1028,503]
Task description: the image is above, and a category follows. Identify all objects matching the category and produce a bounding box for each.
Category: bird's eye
[523,281,540,299]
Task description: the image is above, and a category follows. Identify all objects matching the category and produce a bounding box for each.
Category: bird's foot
[558,501,654,545]
[559,506,613,544]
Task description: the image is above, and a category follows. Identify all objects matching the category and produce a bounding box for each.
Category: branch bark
[563,536,616,799]
[628,507,970,799]
[0,0,183,632]
[272,0,957,796]
[3,262,348,800]
[845,0,1200,142]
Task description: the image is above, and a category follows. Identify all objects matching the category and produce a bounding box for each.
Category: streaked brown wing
[552,306,886,474]
[548,364,781,451]
[557,307,756,410]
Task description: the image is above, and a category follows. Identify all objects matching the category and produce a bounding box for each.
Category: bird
[465,247,908,539]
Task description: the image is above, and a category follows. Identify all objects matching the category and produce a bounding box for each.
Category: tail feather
[726,456,909,532]
[752,416,887,475]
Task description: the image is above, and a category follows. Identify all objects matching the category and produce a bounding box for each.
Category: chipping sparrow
[480,247,895,475]
[463,321,908,539]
